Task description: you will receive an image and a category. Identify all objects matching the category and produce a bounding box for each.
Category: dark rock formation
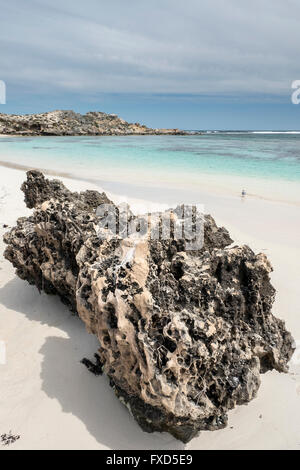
[81,354,104,376]
[0,110,187,136]
[3,171,294,443]
[1,432,20,447]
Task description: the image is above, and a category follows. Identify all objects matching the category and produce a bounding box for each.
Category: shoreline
[0,132,189,137]
[0,159,299,208]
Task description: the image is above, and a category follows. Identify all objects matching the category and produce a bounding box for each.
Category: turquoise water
[0,134,300,186]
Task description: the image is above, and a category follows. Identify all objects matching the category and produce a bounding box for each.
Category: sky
[0,0,300,129]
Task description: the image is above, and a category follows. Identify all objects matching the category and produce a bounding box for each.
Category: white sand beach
[0,166,299,450]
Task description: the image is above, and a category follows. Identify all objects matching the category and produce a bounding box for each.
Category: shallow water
[0,134,300,202]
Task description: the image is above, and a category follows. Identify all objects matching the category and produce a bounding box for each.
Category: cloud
[0,0,299,97]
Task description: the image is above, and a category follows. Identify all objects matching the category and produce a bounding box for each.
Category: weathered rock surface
[3,171,294,442]
[0,110,186,136]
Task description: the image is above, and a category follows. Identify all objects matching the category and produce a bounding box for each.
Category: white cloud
[0,0,299,96]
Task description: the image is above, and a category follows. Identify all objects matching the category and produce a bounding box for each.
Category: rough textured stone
[0,110,186,136]
[3,171,294,443]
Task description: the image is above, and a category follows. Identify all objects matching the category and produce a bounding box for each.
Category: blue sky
[1,0,300,129]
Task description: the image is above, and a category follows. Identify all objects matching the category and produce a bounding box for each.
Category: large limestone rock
[3,171,294,442]
[0,110,186,136]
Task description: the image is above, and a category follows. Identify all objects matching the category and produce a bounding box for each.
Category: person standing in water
[241,189,246,198]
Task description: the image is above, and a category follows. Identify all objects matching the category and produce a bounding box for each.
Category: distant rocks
[0,110,187,136]
[3,171,295,443]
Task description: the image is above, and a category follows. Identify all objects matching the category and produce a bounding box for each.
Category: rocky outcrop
[0,110,186,136]
[3,171,294,442]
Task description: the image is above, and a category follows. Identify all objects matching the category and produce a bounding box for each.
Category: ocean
[0,133,300,204]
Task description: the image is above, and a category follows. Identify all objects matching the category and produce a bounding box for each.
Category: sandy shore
[0,166,299,450]
[0,156,300,208]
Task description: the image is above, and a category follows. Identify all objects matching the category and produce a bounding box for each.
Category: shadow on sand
[0,277,185,450]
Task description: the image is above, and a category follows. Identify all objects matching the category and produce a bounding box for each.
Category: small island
[0,110,188,136]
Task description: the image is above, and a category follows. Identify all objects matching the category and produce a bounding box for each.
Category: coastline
[0,165,299,450]
[0,158,299,208]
